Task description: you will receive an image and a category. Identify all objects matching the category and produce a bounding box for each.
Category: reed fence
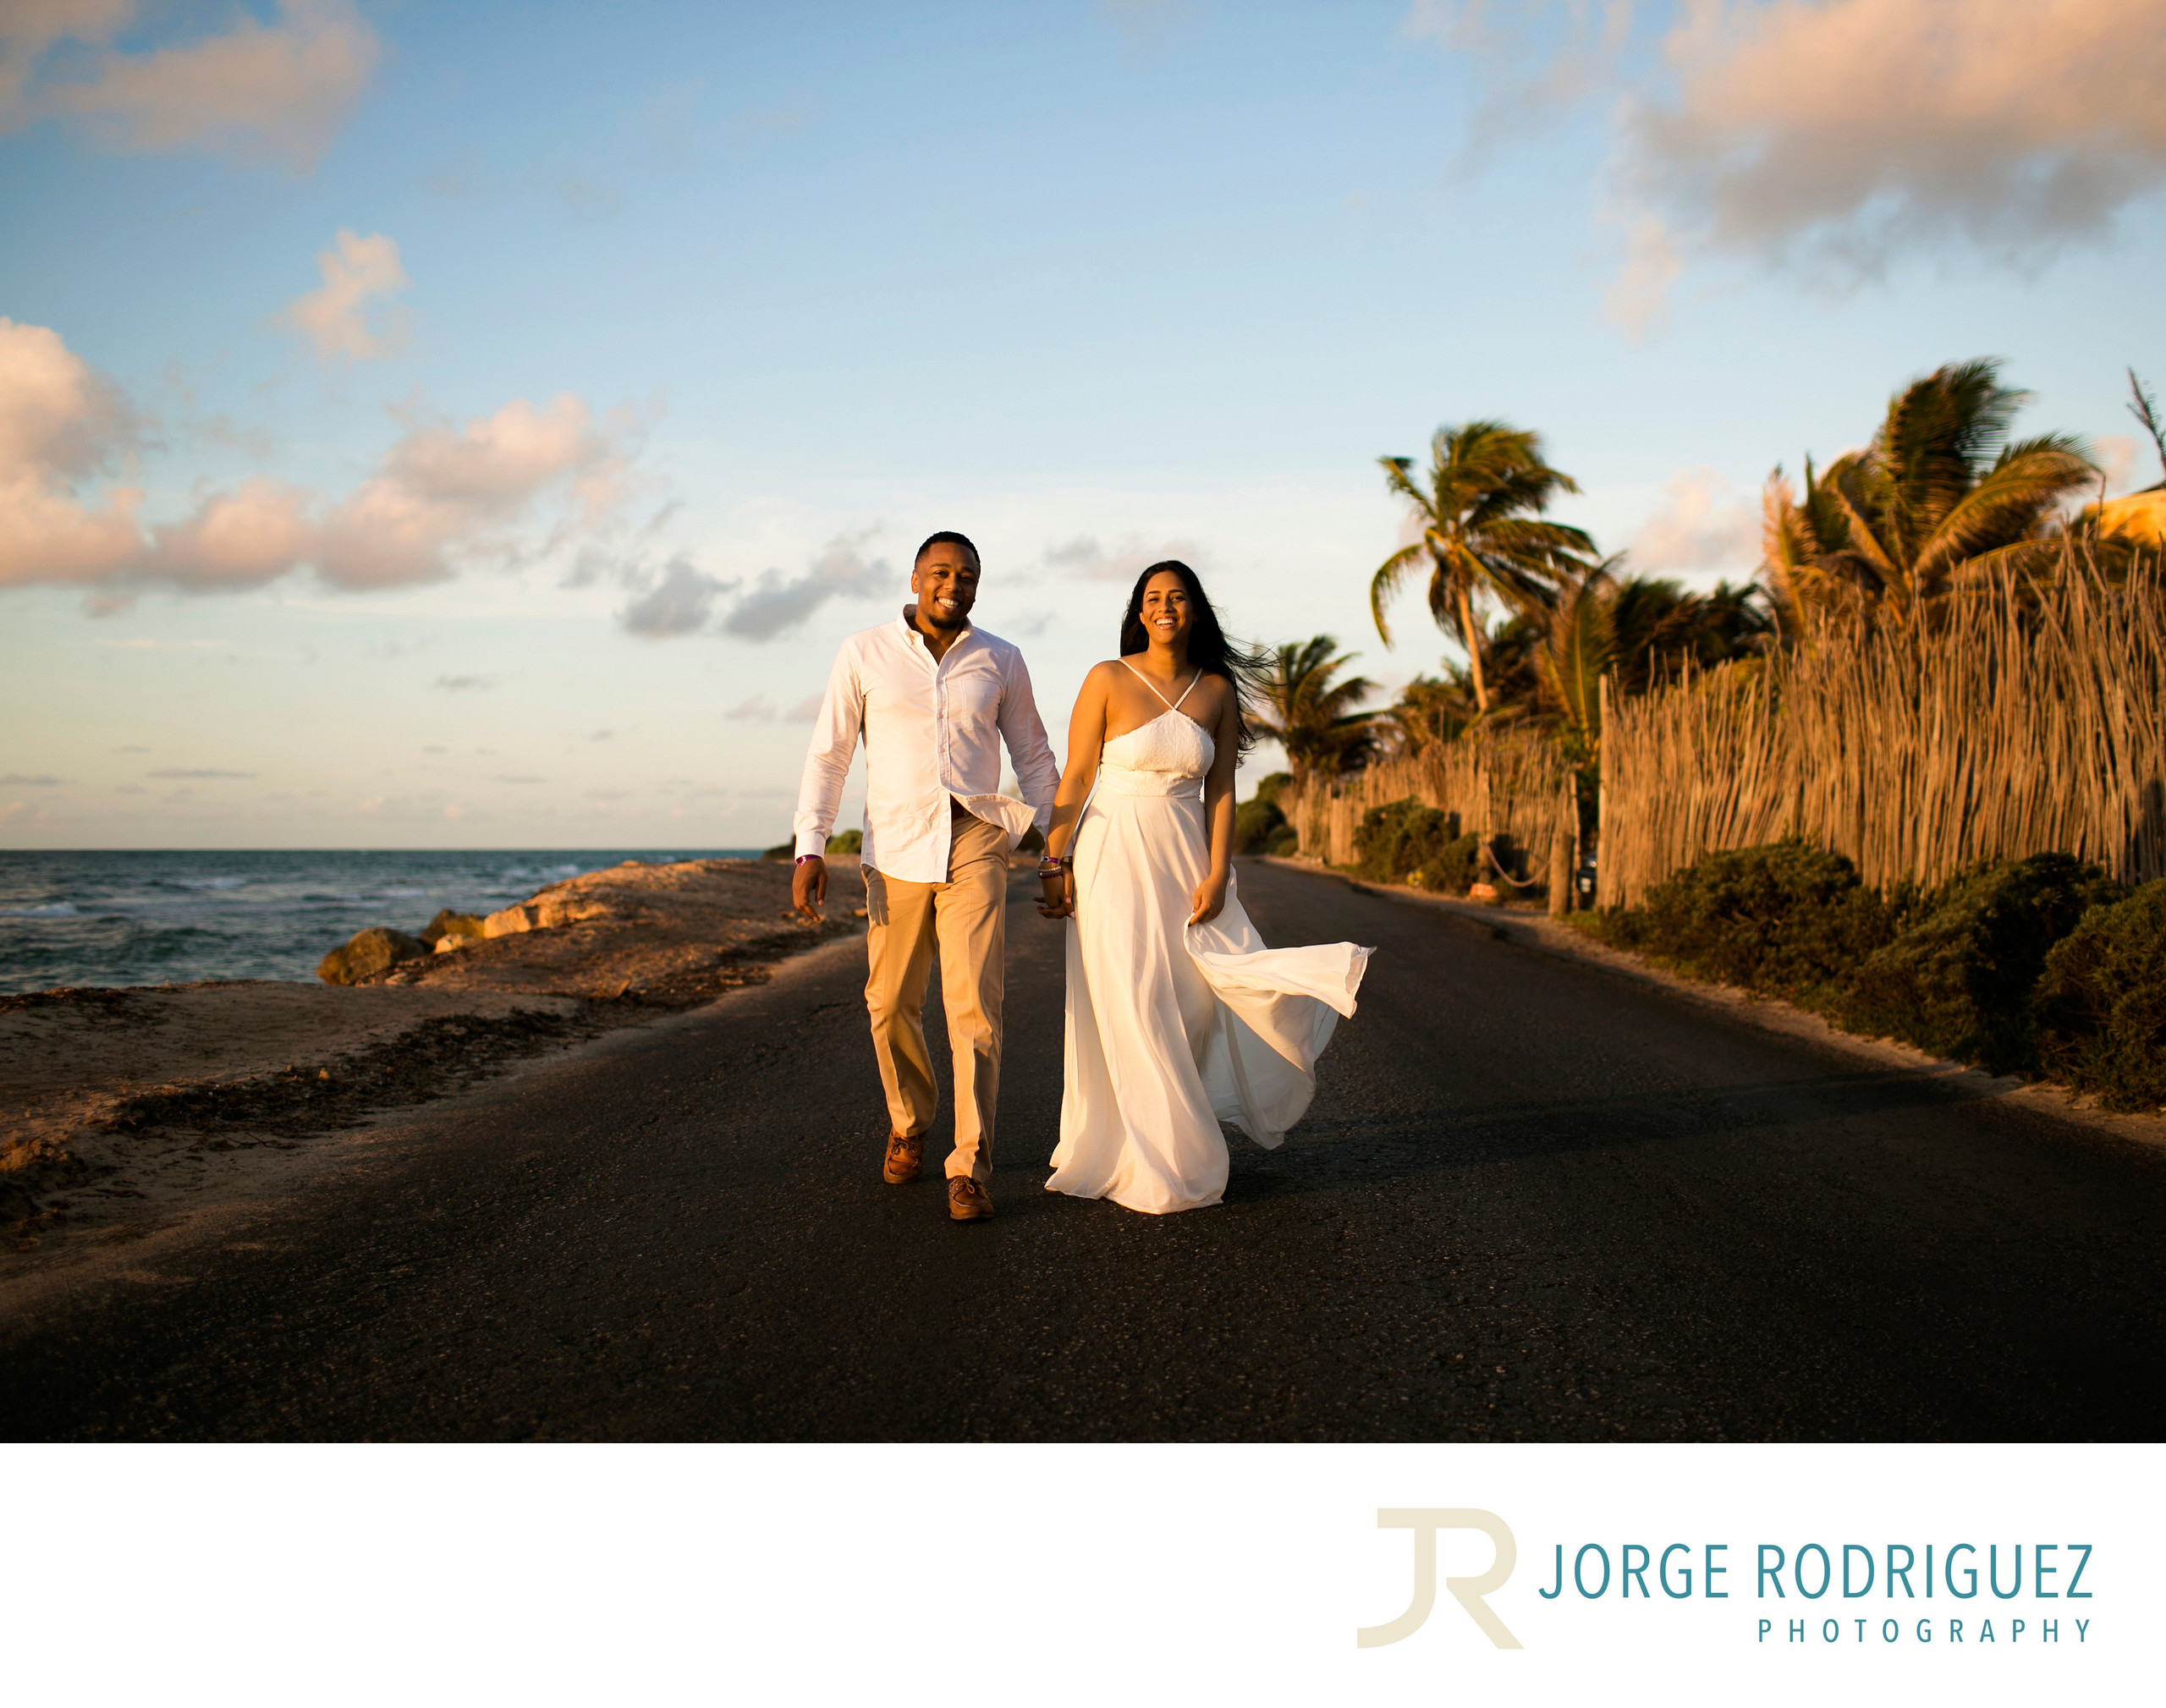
[1598,555,2166,906]
[1278,727,1575,870]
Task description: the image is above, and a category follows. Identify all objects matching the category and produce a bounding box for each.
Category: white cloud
[2097,433,2139,497]
[1621,0,2166,294]
[1601,203,1685,339]
[1043,533,1208,584]
[1414,0,2166,328]
[1404,0,1635,172]
[0,0,380,170]
[721,530,893,640]
[0,321,633,603]
[621,556,734,638]
[1624,465,1760,576]
[0,316,146,586]
[721,693,823,722]
[1098,0,1197,61]
[283,228,408,362]
[313,395,625,589]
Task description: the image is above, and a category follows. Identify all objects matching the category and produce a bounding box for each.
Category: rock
[376,857,866,1005]
[420,909,485,946]
[316,927,430,986]
[483,881,625,937]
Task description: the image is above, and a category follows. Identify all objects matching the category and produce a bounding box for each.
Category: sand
[2,855,866,1271]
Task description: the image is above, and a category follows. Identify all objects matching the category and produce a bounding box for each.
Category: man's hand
[1036,867,1075,920]
[792,854,827,920]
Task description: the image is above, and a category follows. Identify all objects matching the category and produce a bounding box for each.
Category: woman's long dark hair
[1119,560,1271,755]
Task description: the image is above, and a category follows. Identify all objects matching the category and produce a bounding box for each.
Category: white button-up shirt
[792,613,1061,883]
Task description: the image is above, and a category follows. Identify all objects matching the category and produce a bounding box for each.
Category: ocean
[0,849,765,997]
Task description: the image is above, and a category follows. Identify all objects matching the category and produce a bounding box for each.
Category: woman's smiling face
[1140,569,1193,651]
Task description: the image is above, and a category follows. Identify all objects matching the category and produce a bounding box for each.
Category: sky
[3,0,2163,849]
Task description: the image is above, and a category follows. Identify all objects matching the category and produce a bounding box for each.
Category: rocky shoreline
[2,856,866,1270]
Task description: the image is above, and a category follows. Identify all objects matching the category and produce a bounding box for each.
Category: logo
[1359,1508,1522,1650]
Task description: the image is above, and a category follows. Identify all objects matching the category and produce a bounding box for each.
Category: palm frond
[1914,434,2098,579]
[1539,571,1613,742]
[1369,541,1426,646]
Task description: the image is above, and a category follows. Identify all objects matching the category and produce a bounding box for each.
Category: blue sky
[3,0,2162,848]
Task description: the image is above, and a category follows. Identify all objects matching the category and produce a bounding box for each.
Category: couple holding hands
[789,530,1370,1221]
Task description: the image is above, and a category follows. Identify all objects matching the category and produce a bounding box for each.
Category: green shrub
[2034,879,2166,1111]
[825,828,863,854]
[1234,796,1287,854]
[1842,854,2122,1073]
[1592,839,1903,1005]
[1352,797,1462,885]
[1415,833,1484,894]
[1263,824,1300,856]
[1252,771,1295,809]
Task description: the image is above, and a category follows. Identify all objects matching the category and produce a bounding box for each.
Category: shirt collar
[897,607,974,655]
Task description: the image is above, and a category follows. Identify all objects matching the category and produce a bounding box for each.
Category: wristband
[795,854,822,865]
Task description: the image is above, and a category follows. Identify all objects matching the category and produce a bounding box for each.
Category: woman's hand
[1037,867,1075,920]
[1187,870,1228,925]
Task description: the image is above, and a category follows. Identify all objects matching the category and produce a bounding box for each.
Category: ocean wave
[174,876,247,891]
[500,863,581,881]
[0,901,80,919]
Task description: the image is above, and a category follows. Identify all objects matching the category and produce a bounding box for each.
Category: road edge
[1256,854,2166,1156]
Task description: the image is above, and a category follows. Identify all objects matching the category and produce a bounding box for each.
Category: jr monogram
[1359,1508,1523,1650]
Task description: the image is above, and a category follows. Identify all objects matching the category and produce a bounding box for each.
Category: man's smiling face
[912,541,980,634]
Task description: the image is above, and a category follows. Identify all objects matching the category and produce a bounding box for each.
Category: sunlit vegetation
[1256,357,2163,1102]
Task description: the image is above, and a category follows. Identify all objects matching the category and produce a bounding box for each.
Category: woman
[1037,561,1372,1214]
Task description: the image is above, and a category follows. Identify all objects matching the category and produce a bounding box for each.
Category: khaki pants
[863,813,1009,1182]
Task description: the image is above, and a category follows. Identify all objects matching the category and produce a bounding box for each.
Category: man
[791,530,1060,1222]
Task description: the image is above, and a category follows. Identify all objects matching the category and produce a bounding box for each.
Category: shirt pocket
[944,669,1000,722]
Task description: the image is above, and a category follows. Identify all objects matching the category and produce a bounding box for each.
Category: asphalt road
[6,860,2163,1441]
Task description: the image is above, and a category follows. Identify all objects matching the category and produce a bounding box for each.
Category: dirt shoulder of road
[2,856,867,1277]
[1261,855,2166,1155]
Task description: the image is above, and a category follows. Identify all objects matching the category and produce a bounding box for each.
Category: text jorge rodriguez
[1539,1540,2093,1645]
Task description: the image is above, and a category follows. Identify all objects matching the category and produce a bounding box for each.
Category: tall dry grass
[1598,552,2166,907]
[1278,726,1574,868]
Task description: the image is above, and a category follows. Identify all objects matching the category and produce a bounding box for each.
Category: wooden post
[1597,673,1611,909]
[1548,779,1575,917]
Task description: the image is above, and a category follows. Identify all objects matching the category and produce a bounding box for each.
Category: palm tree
[1372,420,1596,716]
[1538,568,1614,768]
[1762,359,2099,634]
[1378,673,1477,755]
[1603,572,1771,694]
[1503,563,1774,766]
[2127,366,2166,486]
[1251,635,1379,788]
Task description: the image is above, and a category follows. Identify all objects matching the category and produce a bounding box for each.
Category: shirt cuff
[794,830,829,859]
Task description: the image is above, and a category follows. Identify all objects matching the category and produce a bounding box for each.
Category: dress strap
[1120,658,1201,712]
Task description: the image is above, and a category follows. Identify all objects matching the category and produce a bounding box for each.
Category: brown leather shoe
[948,1177,993,1221]
[882,1131,922,1185]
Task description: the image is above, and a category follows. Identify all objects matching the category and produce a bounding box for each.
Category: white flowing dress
[1046,669,1372,1214]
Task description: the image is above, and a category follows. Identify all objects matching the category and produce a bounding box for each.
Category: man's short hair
[915,530,980,571]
